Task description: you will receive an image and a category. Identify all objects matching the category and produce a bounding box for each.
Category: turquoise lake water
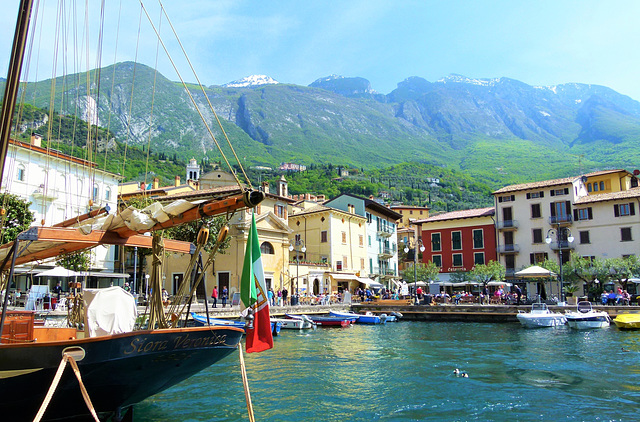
[134,321,640,421]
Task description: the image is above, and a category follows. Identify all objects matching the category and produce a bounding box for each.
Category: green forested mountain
[5,64,640,191]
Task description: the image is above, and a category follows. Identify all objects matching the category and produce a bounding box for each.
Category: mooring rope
[33,352,99,422]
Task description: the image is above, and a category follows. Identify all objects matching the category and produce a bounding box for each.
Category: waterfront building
[492,169,640,297]
[390,204,430,228]
[289,198,368,295]
[415,207,497,285]
[1,135,120,275]
[324,193,402,288]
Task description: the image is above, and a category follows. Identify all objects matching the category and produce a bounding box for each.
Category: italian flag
[240,213,273,353]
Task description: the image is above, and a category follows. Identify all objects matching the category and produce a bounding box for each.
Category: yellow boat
[613,313,640,329]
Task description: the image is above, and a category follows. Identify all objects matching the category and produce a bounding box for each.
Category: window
[105,188,111,201]
[431,233,441,252]
[341,232,347,244]
[593,183,599,192]
[473,229,484,249]
[452,253,463,267]
[16,166,25,181]
[498,195,515,203]
[452,231,462,250]
[532,228,543,244]
[432,255,442,267]
[551,201,571,223]
[621,227,633,242]
[587,183,592,192]
[366,213,372,223]
[600,181,605,191]
[574,207,593,221]
[92,185,99,200]
[321,231,328,243]
[614,203,635,217]
[526,191,544,199]
[336,261,343,271]
[260,242,275,254]
[360,258,365,270]
[368,235,371,246]
[529,252,548,264]
[579,231,590,244]
[343,256,348,268]
[474,252,485,265]
[531,203,541,219]
[369,258,373,273]
[505,255,515,270]
[550,188,569,196]
[359,235,364,247]
[274,204,286,218]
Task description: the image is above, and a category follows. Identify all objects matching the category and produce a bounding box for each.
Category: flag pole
[238,344,256,422]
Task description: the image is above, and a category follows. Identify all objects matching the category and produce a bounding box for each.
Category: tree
[57,250,91,272]
[605,256,640,292]
[564,255,610,299]
[449,271,470,283]
[163,216,231,253]
[0,193,34,244]
[469,260,506,287]
[401,261,440,284]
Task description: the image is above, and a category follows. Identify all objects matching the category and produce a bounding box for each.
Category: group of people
[210,286,229,308]
[601,288,631,306]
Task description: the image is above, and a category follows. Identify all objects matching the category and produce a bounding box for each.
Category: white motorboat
[271,317,315,330]
[516,303,567,328]
[565,301,611,329]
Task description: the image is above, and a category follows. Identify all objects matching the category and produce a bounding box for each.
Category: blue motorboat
[330,310,384,324]
[192,312,282,336]
[191,312,246,331]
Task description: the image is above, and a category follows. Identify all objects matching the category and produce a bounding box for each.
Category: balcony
[377,226,394,237]
[549,215,572,226]
[497,244,520,254]
[32,187,58,201]
[548,241,576,251]
[378,247,395,259]
[496,220,518,230]
[375,269,396,279]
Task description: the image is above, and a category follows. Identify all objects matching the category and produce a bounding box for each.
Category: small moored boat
[330,310,384,324]
[565,301,611,330]
[286,313,352,327]
[271,317,315,330]
[516,303,567,328]
[191,312,246,331]
[613,313,640,330]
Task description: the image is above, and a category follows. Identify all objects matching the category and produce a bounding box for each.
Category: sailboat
[0,1,264,420]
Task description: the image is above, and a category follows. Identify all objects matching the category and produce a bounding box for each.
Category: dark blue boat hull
[0,326,243,421]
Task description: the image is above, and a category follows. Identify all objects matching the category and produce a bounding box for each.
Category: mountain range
[7,63,640,186]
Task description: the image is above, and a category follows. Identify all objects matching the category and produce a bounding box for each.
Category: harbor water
[134,321,640,421]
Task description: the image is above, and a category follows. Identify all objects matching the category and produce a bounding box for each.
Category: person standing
[277,289,282,306]
[268,288,275,306]
[515,284,522,305]
[211,285,218,308]
[53,281,62,300]
[221,286,228,308]
[282,288,288,306]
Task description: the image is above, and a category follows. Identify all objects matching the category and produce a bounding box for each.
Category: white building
[1,136,120,271]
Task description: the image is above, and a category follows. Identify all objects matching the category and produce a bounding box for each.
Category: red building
[415,207,496,277]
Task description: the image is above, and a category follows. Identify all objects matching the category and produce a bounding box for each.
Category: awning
[35,266,82,278]
[326,273,379,287]
[487,281,512,286]
[80,271,130,279]
[514,265,557,278]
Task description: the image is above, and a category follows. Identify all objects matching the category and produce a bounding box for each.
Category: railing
[549,215,572,225]
[496,220,519,230]
[377,226,394,237]
[497,244,520,253]
[548,241,576,251]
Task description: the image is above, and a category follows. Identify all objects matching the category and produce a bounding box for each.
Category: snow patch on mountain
[438,74,501,86]
[223,75,279,88]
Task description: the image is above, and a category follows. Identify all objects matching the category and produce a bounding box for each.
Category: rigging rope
[139,0,250,190]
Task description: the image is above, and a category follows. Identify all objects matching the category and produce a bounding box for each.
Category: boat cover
[83,287,137,337]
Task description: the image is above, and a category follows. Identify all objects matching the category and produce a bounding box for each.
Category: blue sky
[3,0,640,100]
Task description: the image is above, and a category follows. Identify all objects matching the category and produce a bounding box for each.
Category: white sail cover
[83,287,137,337]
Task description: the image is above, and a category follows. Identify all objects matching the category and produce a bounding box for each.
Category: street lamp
[289,239,306,303]
[404,239,425,303]
[545,228,574,304]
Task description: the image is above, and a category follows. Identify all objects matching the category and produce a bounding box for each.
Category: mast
[0,0,34,187]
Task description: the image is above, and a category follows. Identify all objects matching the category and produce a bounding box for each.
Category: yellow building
[289,201,368,295]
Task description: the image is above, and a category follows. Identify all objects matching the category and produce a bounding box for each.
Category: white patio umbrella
[35,267,83,278]
[514,265,557,278]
